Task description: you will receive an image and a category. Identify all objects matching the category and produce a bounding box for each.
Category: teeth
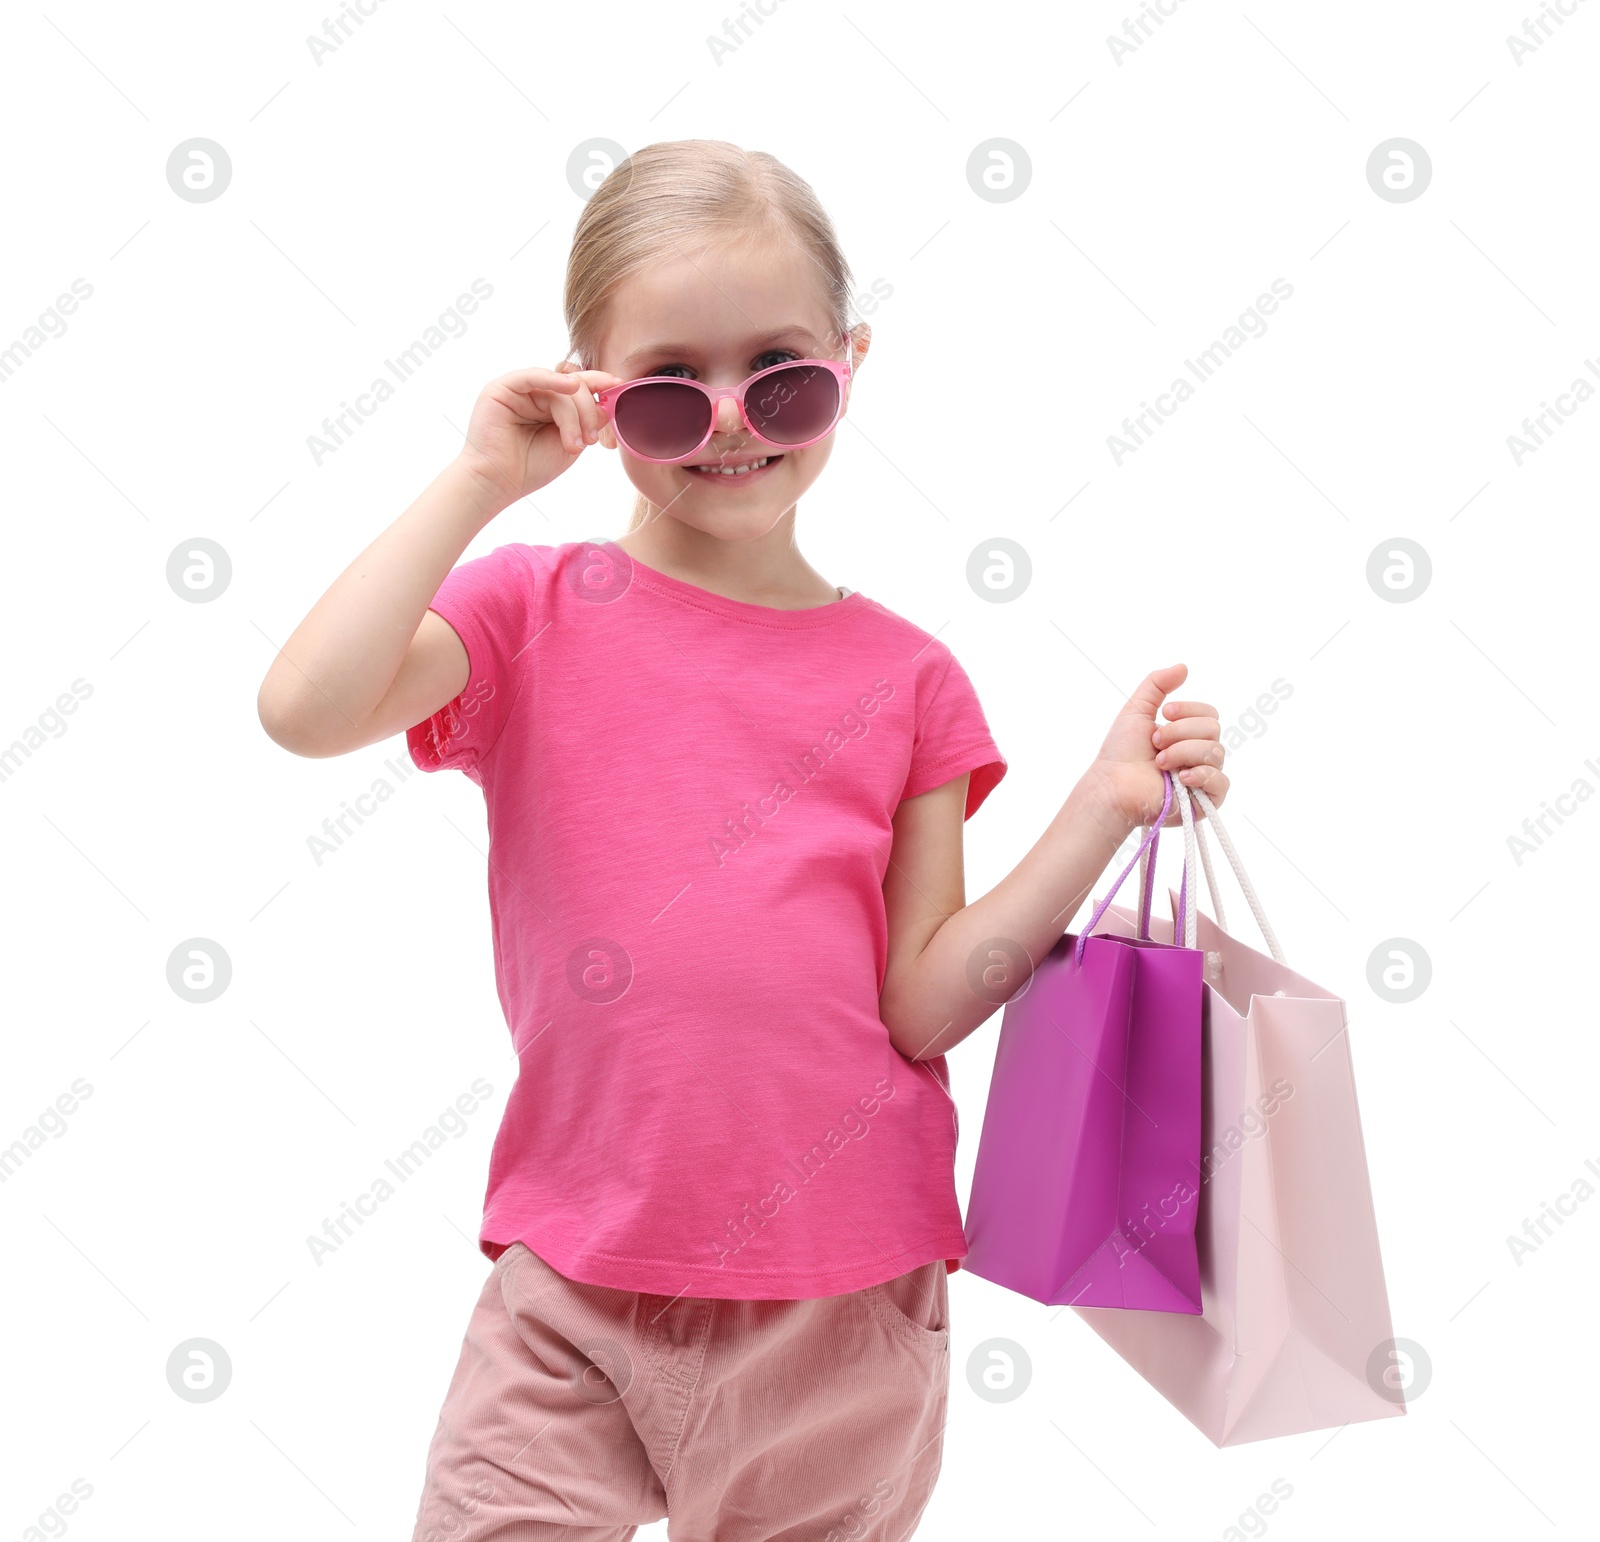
[692,457,770,475]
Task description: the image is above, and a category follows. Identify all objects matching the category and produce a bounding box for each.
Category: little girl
[259,139,1229,1542]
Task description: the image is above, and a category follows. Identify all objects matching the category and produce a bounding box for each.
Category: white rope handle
[1193,802,1227,932]
[1188,786,1286,963]
[1175,769,1199,949]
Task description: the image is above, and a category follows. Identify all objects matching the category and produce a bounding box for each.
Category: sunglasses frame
[593,345,855,465]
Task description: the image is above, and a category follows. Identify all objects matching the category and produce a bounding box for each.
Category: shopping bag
[1076,783,1406,1445]
[962,771,1207,1312]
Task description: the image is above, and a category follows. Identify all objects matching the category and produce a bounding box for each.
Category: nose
[712,394,743,436]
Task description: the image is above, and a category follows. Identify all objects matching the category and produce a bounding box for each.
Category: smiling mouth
[684,454,783,480]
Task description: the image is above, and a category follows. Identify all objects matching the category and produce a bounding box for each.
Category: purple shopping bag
[962,771,1206,1312]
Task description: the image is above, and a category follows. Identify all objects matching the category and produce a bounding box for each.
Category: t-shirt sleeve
[901,649,1007,818]
[406,543,538,780]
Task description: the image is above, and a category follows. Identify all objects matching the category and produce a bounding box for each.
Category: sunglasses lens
[613,381,712,459]
[744,365,841,446]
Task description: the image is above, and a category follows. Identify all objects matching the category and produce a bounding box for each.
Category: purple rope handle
[1136,781,1193,944]
[1137,810,1160,937]
[1075,771,1176,966]
[1142,782,1194,945]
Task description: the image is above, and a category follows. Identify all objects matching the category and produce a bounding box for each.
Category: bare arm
[257,364,619,758]
[880,775,1132,1060]
[879,665,1231,1060]
[256,460,497,757]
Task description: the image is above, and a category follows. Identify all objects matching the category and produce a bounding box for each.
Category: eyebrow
[622,328,823,369]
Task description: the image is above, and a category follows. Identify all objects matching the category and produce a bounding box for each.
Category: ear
[599,423,618,450]
[848,321,872,369]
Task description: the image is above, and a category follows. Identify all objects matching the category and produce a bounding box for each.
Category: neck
[614,508,841,609]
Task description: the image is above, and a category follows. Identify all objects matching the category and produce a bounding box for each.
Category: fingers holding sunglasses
[486,365,620,417]
[551,364,624,454]
[572,373,621,450]
[545,386,586,457]
[458,367,622,502]
[568,368,625,394]
[496,365,584,401]
[571,370,624,450]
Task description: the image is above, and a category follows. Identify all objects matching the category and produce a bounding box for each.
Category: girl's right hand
[454,363,624,507]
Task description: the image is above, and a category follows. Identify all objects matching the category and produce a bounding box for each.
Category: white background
[2,1,1595,1538]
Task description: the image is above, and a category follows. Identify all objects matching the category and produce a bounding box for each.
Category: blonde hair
[563,140,856,534]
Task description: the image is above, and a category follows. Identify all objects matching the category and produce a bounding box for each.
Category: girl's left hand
[1084,663,1229,833]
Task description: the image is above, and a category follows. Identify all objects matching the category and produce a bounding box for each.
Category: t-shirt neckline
[618,545,866,628]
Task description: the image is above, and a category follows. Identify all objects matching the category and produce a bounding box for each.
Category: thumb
[1119,662,1187,721]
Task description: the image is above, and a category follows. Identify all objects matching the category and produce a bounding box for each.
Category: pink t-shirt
[407,539,1006,1300]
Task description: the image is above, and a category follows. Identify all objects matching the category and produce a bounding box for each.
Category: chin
[666,505,793,544]
[638,470,813,539]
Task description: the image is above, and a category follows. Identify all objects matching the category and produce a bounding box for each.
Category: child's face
[593,233,851,541]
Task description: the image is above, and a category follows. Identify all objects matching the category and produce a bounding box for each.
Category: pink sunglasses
[594,345,854,464]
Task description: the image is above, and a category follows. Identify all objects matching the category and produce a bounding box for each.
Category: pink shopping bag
[1076,784,1406,1445]
[962,771,1207,1312]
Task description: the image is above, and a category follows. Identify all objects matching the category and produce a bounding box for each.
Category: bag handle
[1136,771,1202,949]
[1176,770,1198,948]
[1192,793,1227,931]
[1076,771,1199,965]
[1183,785,1287,964]
[1085,773,1288,966]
